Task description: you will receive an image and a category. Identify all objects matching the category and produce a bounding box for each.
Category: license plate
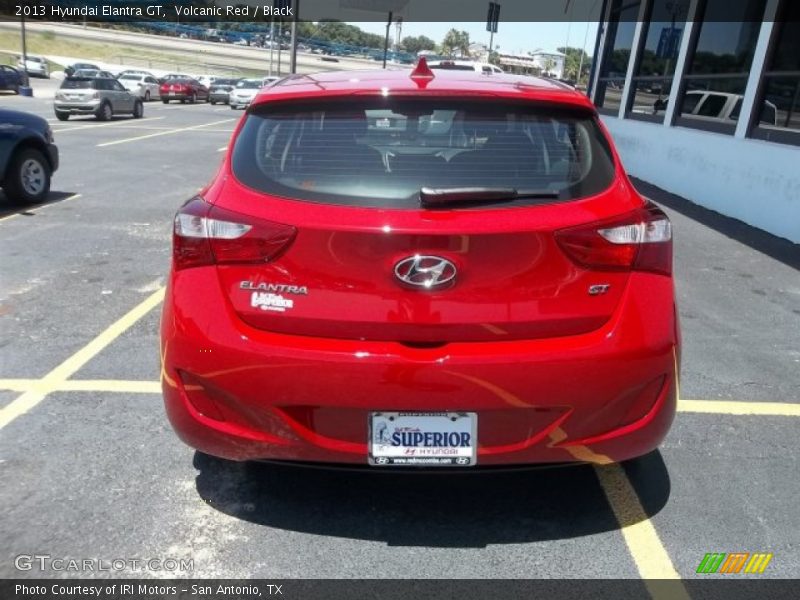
[369,412,477,467]
[169,91,175,96]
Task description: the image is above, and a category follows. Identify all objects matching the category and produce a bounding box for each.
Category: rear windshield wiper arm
[419,187,559,208]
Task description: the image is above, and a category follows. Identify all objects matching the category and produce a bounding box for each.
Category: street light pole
[20,10,30,88]
[277,20,282,76]
[269,18,275,77]
[289,0,299,74]
[382,11,393,69]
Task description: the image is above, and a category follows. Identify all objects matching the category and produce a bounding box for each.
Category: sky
[355,21,600,57]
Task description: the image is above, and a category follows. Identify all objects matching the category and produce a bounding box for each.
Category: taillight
[173,197,296,270]
[555,204,672,275]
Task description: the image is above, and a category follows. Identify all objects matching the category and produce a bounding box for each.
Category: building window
[626,0,690,122]
[751,1,800,144]
[674,0,767,133]
[595,0,641,114]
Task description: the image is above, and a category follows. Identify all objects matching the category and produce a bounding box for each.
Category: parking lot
[1,78,799,587]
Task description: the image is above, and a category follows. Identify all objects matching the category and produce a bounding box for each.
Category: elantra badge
[394,255,456,289]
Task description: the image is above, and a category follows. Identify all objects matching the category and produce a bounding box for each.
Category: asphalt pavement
[0,78,798,584]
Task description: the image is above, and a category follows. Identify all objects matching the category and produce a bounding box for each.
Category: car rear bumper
[54,101,100,115]
[162,269,679,466]
[210,93,230,103]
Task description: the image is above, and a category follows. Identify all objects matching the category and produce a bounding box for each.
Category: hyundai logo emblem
[394,255,457,289]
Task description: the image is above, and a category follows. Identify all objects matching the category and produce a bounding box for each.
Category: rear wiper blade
[419,187,559,208]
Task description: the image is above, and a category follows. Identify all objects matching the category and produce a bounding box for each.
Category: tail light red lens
[556,204,673,275]
[173,197,296,270]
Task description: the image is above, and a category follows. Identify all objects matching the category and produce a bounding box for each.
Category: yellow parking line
[59,380,162,393]
[52,116,165,133]
[97,119,235,147]
[678,399,800,416]
[0,379,162,394]
[595,464,690,598]
[0,288,165,430]
[0,379,43,393]
[4,371,798,420]
[0,379,161,394]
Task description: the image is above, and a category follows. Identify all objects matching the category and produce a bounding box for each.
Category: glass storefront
[594,0,641,114]
[593,0,798,145]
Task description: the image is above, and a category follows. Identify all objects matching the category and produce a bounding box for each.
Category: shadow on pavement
[0,190,78,220]
[633,177,799,271]
[194,450,671,548]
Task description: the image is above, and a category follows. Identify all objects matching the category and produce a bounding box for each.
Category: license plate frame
[368,411,477,467]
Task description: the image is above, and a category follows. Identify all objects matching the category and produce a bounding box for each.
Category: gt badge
[588,284,611,296]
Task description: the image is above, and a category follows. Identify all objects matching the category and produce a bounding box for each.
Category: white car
[196,75,218,88]
[427,59,504,75]
[117,73,161,101]
[681,90,778,126]
[229,78,262,110]
[17,55,49,78]
[632,90,779,127]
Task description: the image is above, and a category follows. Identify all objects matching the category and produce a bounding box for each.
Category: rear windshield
[60,78,96,89]
[214,79,239,86]
[237,79,262,89]
[231,99,615,209]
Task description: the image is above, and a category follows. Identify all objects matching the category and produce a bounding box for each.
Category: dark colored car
[209,78,242,105]
[0,65,23,94]
[159,78,209,104]
[0,109,58,204]
[64,62,100,77]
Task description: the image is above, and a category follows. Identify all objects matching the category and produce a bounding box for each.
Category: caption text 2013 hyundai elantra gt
[161,59,679,468]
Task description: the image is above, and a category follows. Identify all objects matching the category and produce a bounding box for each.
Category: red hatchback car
[161,60,679,468]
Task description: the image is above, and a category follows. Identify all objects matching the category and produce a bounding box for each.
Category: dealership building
[588,0,799,243]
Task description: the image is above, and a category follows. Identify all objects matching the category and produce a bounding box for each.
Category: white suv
[17,55,49,79]
[680,91,778,126]
[427,60,504,75]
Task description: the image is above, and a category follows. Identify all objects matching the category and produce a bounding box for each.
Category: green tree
[399,35,436,54]
[557,46,593,83]
[303,20,383,49]
[442,29,470,58]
